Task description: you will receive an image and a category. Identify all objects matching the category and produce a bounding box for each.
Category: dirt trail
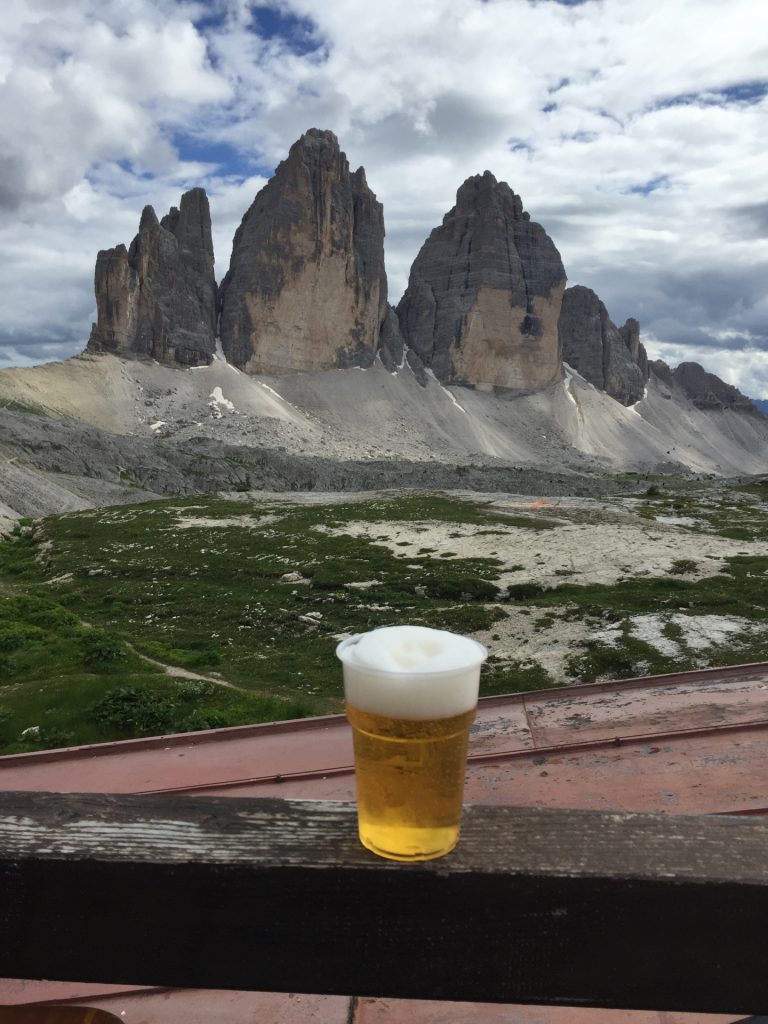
[123,642,248,692]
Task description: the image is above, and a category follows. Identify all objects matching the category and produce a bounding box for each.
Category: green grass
[1,485,767,753]
[0,493,512,752]
[634,479,768,542]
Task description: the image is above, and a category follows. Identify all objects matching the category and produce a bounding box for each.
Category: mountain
[2,128,767,528]
[2,348,768,534]
[218,129,399,374]
[559,286,648,406]
[397,171,565,391]
[651,360,763,416]
[752,398,768,415]
[87,188,217,367]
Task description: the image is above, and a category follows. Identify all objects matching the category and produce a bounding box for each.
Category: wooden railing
[0,792,766,1014]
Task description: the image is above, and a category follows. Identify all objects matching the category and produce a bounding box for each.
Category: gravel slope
[0,352,766,522]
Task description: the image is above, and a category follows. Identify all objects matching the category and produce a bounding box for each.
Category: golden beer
[346,703,476,861]
[337,626,486,862]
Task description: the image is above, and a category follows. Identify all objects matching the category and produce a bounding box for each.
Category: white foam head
[336,625,487,720]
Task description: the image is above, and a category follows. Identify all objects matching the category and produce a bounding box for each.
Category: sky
[1,0,767,398]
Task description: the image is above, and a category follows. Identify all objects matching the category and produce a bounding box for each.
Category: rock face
[618,317,649,380]
[396,171,566,391]
[559,285,648,405]
[219,129,391,373]
[87,189,216,366]
[651,360,761,415]
[377,306,405,373]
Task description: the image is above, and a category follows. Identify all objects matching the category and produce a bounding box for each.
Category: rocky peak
[87,187,217,367]
[219,128,394,373]
[396,172,565,391]
[618,317,649,379]
[652,360,761,415]
[559,285,647,406]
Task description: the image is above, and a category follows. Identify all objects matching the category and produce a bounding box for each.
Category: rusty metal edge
[135,717,768,798]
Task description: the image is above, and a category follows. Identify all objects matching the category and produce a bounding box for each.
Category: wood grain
[1,792,766,1013]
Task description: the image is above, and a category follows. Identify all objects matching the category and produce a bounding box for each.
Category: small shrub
[89,687,175,734]
[17,724,75,750]
[173,679,217,700]
[180,709,229,732]
[9,595,79,631]
[0,623,45,652]
[79,629,127,665]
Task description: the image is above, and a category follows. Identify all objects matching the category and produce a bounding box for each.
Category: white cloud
[0,0,766,399]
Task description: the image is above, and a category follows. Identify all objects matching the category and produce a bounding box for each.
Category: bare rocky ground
[311,490,768,681]
[146,486,768,685]
[2,352,768,530]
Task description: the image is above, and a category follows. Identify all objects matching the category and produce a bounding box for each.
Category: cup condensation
[336,626,487,861]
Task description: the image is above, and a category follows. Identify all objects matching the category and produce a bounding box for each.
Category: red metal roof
[2,661,767,1023]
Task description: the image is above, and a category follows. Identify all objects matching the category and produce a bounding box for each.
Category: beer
[337,626,486,861]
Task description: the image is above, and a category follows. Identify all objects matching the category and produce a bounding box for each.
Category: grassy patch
[536,560,768,621]
[2,486,767,753]
[481,658,555,695]
[0,494,510,751]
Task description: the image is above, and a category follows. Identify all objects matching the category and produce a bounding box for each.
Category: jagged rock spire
[87,188,217,367]
[559,285,648,405]
[396,171,566,390]
[219,128,398,373]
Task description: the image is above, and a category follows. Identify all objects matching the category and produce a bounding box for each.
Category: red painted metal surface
[2,661,767,1023]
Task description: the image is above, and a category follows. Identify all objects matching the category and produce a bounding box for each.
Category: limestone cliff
[87,188,216,366]
[396,171,566,391]
[559,285,648,405]
[219,129,392,373]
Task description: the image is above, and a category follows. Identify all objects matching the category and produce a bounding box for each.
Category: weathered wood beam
[0,792,767,1013]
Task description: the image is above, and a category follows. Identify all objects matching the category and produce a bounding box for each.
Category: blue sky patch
[655,80,768,111]
[171,136,269,179]
[719,80,768,104]
[249,4,321,55]
[114,158,154,181]
[192,5,228,34]
[626,174,670,196]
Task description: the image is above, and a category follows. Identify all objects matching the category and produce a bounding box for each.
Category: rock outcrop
[559,285,648,405]
[219,129,391,373]
[87,189,216,366]
[396,171,566,391]
[618,317,649,380]
[377,306,405,373]
[651,360,762,415]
